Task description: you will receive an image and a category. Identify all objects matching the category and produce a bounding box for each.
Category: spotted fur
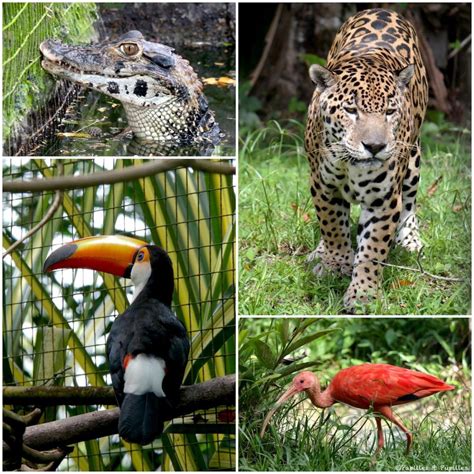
[305,9,428,311]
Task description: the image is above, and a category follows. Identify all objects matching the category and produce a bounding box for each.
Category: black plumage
[106,246,189,445]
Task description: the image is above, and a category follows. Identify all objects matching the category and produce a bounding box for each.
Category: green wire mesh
[3,158,236,471]
[2,3,97,151]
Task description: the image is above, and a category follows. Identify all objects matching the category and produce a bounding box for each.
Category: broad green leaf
[278,319,290,345]
[283,328,340,357]
[184,296,234,384]
[253,339,275,369]
[33,326,71,385]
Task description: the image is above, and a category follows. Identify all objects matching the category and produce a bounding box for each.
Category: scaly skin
[40,30,220,145]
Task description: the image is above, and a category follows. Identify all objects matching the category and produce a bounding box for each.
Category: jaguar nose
[362,142,386,156]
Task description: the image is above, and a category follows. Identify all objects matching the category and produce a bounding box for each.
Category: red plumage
[328,363,454,409]
[261,363,454,454]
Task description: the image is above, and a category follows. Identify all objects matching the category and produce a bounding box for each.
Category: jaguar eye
[120,43,140,56]
[344,106,357,114]
[137,251,145,262]
[386,108,396,116]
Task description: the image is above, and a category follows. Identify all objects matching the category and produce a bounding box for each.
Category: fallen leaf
[391,279,414,289]
[56,132,93,139]
[217,76,235,86]
[303,213,311,223]
[291,202,298,211]
[202,76,236,87]
[452,204,463,212]
[427,176,443,196]
[214,62,225,66]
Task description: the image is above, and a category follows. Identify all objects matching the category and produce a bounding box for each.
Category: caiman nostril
[362,142,386,156]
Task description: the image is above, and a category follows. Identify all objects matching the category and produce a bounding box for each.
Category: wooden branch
[8,375,235,451]
[22,409,117,451]
[3,386,115,406]
[447,34,472,59]
[3,159,235,193]
[249,4,283,88]
[376,260,465,282]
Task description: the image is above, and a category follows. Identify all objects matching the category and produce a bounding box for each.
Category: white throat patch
[130,259,152,301]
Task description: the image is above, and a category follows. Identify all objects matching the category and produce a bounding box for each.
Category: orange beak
[43,235,148,278]
[260,382,300,438]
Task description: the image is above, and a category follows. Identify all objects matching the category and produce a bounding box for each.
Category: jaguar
[305,8,428,311]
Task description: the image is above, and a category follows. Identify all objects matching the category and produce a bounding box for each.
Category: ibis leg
[377,405,413,454]
[375,416,384,456]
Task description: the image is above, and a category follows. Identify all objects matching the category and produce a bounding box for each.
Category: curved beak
[260,383,299,438]
[275,385,299,406]
[43,235,148,278]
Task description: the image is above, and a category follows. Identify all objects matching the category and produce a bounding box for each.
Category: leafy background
[3,158,235,471]
[239,317,471,471]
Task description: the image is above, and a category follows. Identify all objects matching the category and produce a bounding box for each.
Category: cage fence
[2,158,236,471]
[3,3,97,155]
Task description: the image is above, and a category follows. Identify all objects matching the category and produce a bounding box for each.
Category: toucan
[43,235,190,445]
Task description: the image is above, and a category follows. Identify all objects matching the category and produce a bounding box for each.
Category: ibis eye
[137,251,145,262]
[120,43,140,56]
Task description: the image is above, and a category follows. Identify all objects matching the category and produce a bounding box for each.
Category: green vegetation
[239,118,471,315]
[3,3,98,140]
[239,318,471,471]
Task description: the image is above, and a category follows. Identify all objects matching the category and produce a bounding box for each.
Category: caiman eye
[120,42,140,56]
[344,106,357,114]
[386,108,397,116]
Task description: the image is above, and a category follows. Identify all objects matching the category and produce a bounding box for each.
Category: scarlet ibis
[44,235,190,445]
[260,363,454,454]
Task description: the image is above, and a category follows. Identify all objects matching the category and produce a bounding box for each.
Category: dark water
[42,46,235,157]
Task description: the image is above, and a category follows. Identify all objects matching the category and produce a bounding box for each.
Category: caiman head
[40,31,219,144]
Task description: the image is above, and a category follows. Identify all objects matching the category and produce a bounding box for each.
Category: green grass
[239,394,471,471]
[239,120,471,315]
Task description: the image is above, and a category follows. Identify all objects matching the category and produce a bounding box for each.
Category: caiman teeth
[47,59,121,79]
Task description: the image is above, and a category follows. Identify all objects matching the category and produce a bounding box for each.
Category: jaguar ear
[396,64,415,91]
[309,64,337,92]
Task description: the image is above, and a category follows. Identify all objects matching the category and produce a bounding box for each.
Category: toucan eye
[120,42,140,56]
[137,251,145,262]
